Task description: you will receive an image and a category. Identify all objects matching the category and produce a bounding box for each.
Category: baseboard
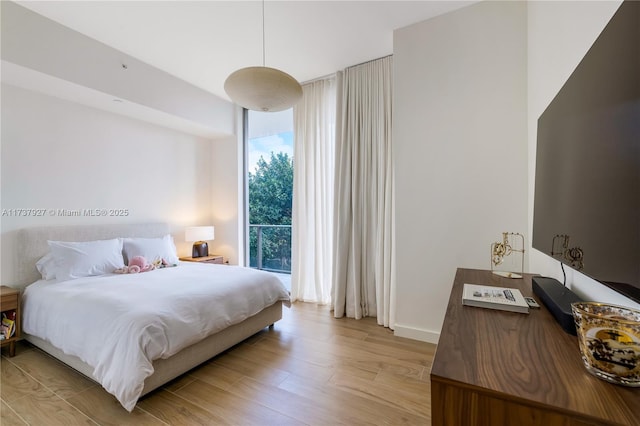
[393,323,440,344]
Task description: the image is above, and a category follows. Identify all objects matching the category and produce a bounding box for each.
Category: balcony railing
[249,224,291,274]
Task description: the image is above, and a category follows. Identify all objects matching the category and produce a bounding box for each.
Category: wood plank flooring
[0,302,435,425]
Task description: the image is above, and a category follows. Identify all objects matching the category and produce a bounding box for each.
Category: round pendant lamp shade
[224,66,302,112]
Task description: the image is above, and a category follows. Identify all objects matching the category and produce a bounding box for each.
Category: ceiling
[17,1,476,102]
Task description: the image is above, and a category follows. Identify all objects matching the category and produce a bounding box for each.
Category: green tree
[248,152,293,271]
[249,152,293,225]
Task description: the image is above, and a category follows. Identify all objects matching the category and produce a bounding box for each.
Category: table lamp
[185,226,215,258]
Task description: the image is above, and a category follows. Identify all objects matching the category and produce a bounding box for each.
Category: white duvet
[22,262,290,411]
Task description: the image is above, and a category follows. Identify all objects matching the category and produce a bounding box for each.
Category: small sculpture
[491,232,525,278]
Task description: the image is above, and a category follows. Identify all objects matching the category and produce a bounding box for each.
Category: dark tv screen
[532,1,640,304]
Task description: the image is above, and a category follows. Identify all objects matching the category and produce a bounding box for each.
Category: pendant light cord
[262,0,266,67]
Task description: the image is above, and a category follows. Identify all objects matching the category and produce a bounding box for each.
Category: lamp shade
[224,66,302,112]
[185,226,215,242]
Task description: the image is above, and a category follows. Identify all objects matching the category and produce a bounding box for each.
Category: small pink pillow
[115,256,155,274]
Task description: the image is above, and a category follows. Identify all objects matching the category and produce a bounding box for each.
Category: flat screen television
[532,0,640,304]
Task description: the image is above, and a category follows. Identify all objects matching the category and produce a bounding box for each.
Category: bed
[14,223,290,411]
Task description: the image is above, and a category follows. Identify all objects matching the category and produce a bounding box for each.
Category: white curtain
[332,56,396,328]
[291,77,336,304]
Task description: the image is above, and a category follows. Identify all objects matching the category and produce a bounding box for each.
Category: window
[245,109,293,274]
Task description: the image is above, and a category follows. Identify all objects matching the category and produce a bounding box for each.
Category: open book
[462,283,529,314]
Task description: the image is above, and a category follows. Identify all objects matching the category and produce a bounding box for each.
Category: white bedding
[22,262,290,411]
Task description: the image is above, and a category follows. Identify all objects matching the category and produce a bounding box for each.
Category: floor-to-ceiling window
[245,109,293,277]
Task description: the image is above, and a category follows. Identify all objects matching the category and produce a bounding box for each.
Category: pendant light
[224,0,302,112]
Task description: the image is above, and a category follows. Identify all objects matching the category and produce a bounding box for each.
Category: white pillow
[36,252,58,281]
[122,235,179,265]
[48,238,125,281]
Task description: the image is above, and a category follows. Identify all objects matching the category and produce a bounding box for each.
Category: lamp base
[192,241,209,258]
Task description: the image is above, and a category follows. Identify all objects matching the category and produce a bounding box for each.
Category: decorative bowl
[571,302,640,387]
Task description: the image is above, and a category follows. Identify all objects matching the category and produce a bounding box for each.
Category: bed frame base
[25,301,282,397]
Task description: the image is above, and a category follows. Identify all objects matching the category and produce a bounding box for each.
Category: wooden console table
[430,268,639,426]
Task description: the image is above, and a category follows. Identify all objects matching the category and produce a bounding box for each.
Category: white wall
[393,1,528,342]
[0,84,220,284]
[527,0,639,310]
[209,109,245,266]
[1,2,244,280]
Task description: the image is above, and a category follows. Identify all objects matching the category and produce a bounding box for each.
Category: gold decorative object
[490,232,525,279]
[572,302,640,387]
[552,234,584,271]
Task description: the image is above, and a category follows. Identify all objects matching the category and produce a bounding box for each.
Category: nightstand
[179,255,224,264]
[0,286,21,357]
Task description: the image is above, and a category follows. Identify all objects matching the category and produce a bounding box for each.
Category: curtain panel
[291,77,336,304]
[332,56,396,329]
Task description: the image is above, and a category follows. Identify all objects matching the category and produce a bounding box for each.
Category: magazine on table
[462,283,529,314]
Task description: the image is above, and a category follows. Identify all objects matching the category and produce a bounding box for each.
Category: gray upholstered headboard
[16,223,170,288]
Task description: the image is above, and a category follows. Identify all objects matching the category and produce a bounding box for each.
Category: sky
[248,131,294,174]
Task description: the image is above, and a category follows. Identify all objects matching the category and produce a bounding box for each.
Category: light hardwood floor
[0,302,435,425]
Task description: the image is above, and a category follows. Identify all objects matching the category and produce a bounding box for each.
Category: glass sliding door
[245,109,293,275]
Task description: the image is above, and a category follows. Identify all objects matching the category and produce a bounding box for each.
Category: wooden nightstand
[0,286,21,357]
[179,255,224,264]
